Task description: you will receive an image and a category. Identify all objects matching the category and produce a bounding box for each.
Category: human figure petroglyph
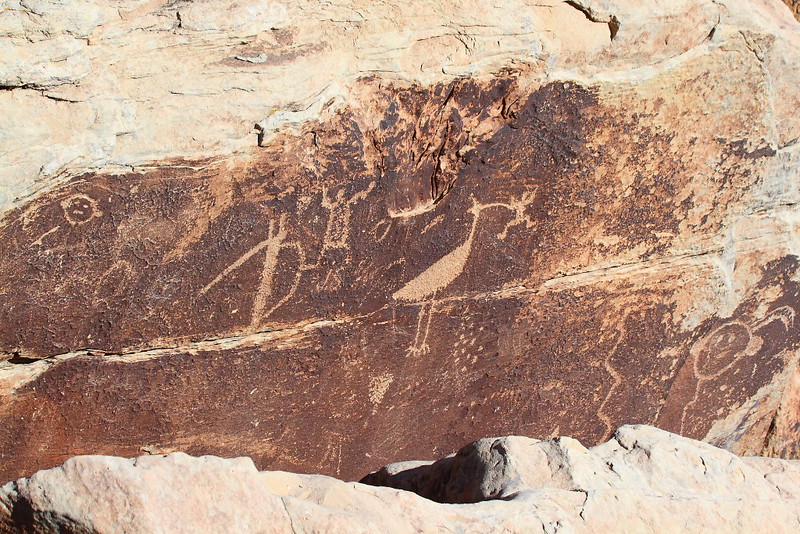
[199,182,378,329]
[200,214,304,329]
[677,306,796,433]
[320,182,375,251]
[250,216,290,327]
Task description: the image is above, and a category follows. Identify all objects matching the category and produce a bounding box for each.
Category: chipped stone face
[1,0,800,483]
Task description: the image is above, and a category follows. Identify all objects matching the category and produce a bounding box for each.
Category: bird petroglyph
[393,197,530,356]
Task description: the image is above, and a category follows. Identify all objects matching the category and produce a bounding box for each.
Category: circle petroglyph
[693,322,758,379]
[61,194,102,225]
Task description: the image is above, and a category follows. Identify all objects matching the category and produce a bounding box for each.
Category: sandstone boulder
[1,426,799,533]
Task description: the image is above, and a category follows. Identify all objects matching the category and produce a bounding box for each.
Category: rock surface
[1,0,800,483]
[784,0,800,20]
[1,426,799,533]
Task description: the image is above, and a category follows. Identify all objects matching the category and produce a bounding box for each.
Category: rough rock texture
[1,426,799,533]
[784,0,800,20]
[1,0,800,483]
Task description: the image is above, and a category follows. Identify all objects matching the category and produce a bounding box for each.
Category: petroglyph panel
[1,47,799,483]
[1,254,796,482]
[2,71,769,358]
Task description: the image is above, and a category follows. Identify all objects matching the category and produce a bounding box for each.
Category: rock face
[785,0,800,20]
[1,0,800,483]
[1,426,799,533]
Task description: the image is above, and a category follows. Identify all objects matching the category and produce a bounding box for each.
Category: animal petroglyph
[200,214,303,329]
[393,197,534,356]
[393,197,532,303]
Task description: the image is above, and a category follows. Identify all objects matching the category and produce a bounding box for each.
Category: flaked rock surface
[1,426,799,533]
[0,0,800,483]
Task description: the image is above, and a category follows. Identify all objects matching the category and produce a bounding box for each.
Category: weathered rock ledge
[1,425,799,533]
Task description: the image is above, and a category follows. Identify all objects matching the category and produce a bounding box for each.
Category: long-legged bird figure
[392,198,512,356]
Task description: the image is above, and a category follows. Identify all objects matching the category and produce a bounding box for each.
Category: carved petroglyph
[369,372,394,413]
[393,197,534,355]
[394,200,503,302]
[421,214,445,235]
[251,216,290,328]
[200,215,303,329]
[199,182,378,329]
[495,190,538,241]
[392,201,481,356]
[373,219,392,242]
[679,306,796,433]
[322,441,344,477]
[321,182,375,251]
[402,300,436,357]
[200,240,272,296]
[31,226,61,246]
[165,169,234,262]
[451,325,485,364]
[595,310,631,440]
[255,241,306,328]
[61,194,102,226]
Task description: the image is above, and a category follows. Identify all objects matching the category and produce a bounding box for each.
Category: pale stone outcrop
[1,426,799,533]
[2,0,792,214]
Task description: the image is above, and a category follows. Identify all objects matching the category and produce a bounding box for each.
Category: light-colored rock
[784,0,800,20]
[2,426,800,533]
[0,0,775,213]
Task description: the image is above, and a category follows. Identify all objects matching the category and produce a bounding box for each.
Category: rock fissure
[564,0,620,41]
[279,497,300,534]
[0,319,346,372]
[577,489,590,521]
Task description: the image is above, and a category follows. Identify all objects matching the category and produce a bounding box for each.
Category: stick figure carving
[200,214,304,330]
[676,305,795,433]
